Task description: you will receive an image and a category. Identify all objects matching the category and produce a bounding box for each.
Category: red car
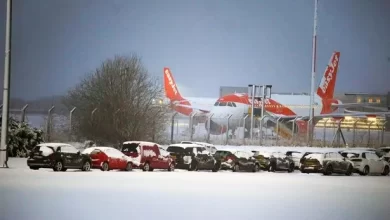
[121,141,175,171]
[82,146,135,171]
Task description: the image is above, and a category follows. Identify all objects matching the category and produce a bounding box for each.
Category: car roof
[123,141,159,147]
[168,143,203,148]
[37,143,72,148]
[341,150,373,154]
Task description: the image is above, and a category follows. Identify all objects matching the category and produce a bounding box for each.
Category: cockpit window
[219,102,227,106]
[231,102,236,107]
[214,102,220,106]
[227,102,233,107]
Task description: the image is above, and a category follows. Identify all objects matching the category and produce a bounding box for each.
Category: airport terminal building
[219,86,390,130]
[219,86,389,109]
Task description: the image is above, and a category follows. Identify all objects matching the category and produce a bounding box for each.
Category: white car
[340,150,390,176]
[286,150,304,169]
[180,141,217,154]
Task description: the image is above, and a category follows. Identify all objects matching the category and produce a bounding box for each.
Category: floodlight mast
[0,0,12,168]
[309,0,318,144]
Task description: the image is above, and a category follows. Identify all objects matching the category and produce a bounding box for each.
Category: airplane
[164,51,390,137]
[163,67,216,118]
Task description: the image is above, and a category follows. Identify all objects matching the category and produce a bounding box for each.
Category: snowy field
[1,156,390,220]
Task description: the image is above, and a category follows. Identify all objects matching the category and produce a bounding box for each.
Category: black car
[214,150,260,172]
[262,152,295,173]
[27,143,92,172]
[166,144,220,172]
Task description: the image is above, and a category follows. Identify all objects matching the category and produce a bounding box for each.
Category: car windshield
[214,151,232,157]
[122,143,139,153]
[166,146,185,153]
[341,152,360,158]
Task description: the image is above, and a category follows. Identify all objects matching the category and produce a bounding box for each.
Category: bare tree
[63,55,169,145]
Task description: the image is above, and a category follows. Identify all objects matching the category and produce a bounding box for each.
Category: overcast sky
[0,0,389,100]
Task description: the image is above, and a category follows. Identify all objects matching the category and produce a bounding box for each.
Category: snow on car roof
[168,143,203,148]
[82,146,113,154]
[123,141,159,147]
[37,143,72,148]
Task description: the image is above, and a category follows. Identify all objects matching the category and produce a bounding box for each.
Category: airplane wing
[172,103,210,114]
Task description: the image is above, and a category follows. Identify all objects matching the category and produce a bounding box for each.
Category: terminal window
[368,98,373,103]
[356,97,361,103]
[376,99,381,103]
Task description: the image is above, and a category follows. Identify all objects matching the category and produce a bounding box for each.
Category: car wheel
[143,162,150,172]
[287,163,294,173]
[253,164,260,172]
[212,161,221,172]
[232,164,239,172]
[323,165,333,175]
[188,161,198,171]
[101,162,109,171]
[381,166,389,176]
[125,162,133,171]
[53,161,63,172]
[360,165,369,176]
[269,162,276,172]
[82,161,91,171]
[345,164,353,176]
[168,163,175,172]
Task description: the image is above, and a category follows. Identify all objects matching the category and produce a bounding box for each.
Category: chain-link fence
[168,113,390,148]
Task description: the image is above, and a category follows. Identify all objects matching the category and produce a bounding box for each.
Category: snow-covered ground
[1,156,390,220]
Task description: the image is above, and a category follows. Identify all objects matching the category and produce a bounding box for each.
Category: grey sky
[0,0,389,100]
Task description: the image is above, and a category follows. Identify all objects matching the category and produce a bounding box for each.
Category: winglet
[164,67,183,101]
[317,51,340,99]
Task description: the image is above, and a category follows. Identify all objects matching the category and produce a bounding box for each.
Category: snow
[38,146,54,157]
[305,153,324,161]
[1,157,390,220]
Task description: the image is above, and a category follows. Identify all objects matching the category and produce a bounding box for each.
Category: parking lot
[1,158,390,220]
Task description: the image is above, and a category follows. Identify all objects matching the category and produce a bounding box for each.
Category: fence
[168,113,390,148]
[5,105,390,148]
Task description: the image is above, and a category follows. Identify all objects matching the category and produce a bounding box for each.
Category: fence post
[69,107,76,141]
[20,104,28,123]
[381,121,387,147]
[242,114,249,145]
[207,113,214,143]
[46,106,55,142]
[226,115,233,145]
[322,118,330,147]
[170,112,178,144]
[367,121,374,147]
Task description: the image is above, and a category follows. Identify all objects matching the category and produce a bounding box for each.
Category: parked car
[180,141,217,154]
[27,143,92,172]
[251,151,271,170]
[261,151,295,173]
[285,150,304,169]
[214,150,260,172]
[82,146,136,171]
[377,147,390,162]
[166,144,220,172]
[340,150,390,176]
[299,151,354,176]
[121,141,175,171]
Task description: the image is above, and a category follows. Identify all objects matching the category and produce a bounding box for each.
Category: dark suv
[27,143,92,172]
[166,144,220,172]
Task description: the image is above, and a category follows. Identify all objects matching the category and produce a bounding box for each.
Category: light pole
[248,84,259,140]
[309,0,318,145]
[0,0,13,168]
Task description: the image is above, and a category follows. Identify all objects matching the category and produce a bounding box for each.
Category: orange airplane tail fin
[316,51,340,100]
[164,67,184,101]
